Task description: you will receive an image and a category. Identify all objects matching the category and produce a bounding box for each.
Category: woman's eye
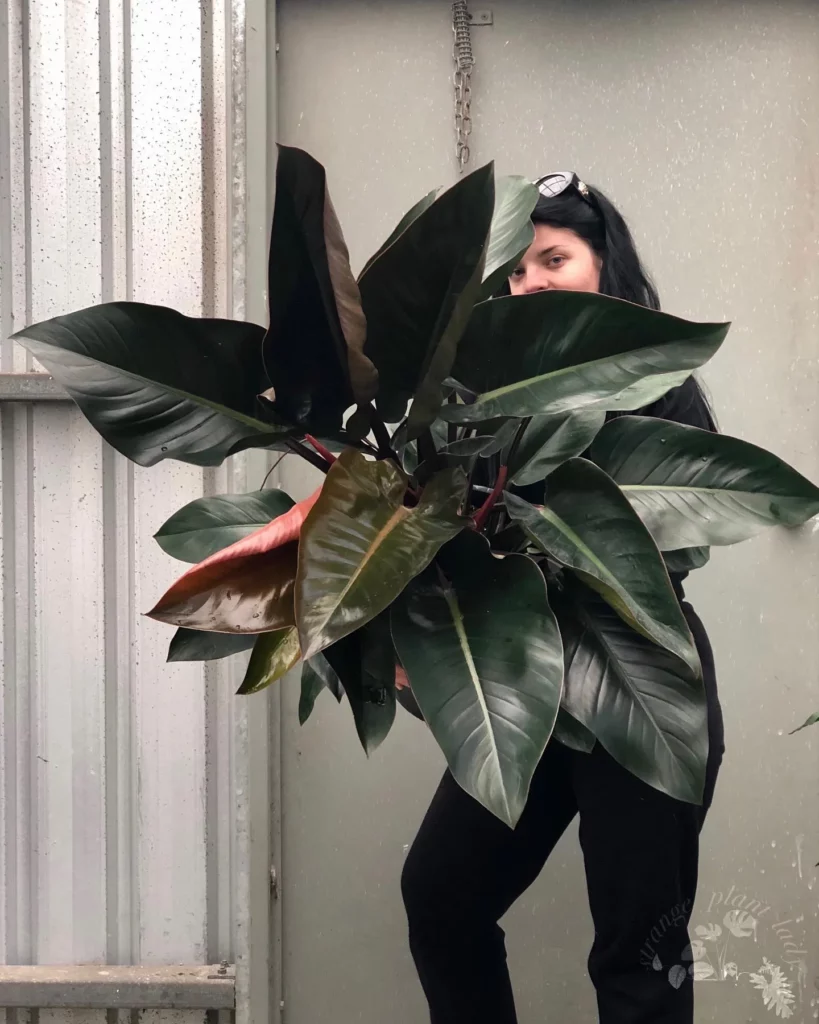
[548,255,565,268]
[511,266,524,277]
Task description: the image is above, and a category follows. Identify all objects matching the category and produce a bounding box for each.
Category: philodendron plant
[14,147,819,827]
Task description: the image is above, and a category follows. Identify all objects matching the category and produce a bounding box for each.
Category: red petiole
[472,465,508,532]
[304,434,337,466]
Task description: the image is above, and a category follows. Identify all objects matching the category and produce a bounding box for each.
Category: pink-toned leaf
[147,487,322,633]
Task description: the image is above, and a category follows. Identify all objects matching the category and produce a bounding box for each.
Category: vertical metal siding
[1,0,272,1019]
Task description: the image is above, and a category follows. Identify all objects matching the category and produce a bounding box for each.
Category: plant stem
[368,408,399,462]
[417,429,438,471]
[259,450,288,489]
[304,434,337,465]
[505,417,531,470]
[285,437,332,474]
[473,465,508,532]
[465,456,480,516]
[447,392,458,447]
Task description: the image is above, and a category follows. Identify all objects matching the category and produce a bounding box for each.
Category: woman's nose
[523,275,549,294]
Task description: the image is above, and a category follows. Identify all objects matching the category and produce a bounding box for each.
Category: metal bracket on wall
[471,10,493,25]
[0,965,235,1010]
[0,373,70,401]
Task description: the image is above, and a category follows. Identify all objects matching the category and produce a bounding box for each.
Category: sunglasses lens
[535,172,573,198]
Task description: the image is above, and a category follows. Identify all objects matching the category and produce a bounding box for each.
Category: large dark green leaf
[299,662,328,725]
[507,409,606,486]
[552,708,596,753]
[553,582,707,804]
[264,146,377,432]
[476,418,521,458]
[360,163,495,432]
[358,189,440,279]
[591,416,819,549]
[441,291,729,423]
[167,628,257,662]
[299,653,344,724]
[236,628,301,695]
[391,532,563,826]
[13,302,290,467]
[506,459,700,675]
[663,547,710,574]
[477,175,538,300]
[154,489,295,562]
[296,449,467,660]
[323,615,396,755]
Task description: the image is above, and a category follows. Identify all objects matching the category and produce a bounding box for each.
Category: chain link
[452,1,475,173]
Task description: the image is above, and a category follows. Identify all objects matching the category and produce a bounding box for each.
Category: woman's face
[508,222,602,296]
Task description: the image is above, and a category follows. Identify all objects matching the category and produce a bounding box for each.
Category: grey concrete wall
[274,2,819,1020]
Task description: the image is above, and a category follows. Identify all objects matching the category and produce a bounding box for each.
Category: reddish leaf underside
[147,486,322,633]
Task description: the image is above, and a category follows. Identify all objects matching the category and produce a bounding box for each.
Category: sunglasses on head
[534,171,594,206]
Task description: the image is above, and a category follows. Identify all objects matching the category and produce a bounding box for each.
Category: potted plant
[14,147,819,826]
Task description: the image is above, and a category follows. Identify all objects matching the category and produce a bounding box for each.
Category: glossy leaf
[296,449,467,660]
[507,409,606,486]
[309,652,344,699]
[150,486,321,630]
[552,708,596,753]
[148,541,299,633]
[264,146,377,432]
[13,302,290,467]
[323,615,397,755]
[477,175,538,300]
[506,459,700,675]
[167,627,256,662]
[554,582,707,804]
[360,163,495,430]
[237,628,301,695]
[299,661,329,724]
[154,489,296,563]
[477,418,521,458]
[439,435,497,457]
[391,531,564,826]
[610,369,695,411]
[358,188,440,279]
[442,291,729,423]
[590,416,819,549]
[663,547,711,574]
[299,653,345,725]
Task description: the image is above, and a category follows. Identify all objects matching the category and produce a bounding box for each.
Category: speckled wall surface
[275,2,819,1022]
[0,0,260,1019]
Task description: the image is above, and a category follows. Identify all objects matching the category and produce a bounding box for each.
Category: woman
[399,172,725,1024]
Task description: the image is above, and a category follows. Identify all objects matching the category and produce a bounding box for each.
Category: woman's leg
[574,607,724,1024]
[401,739,579,1024]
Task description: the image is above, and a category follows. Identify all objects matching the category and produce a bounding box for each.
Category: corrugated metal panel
[0,0,272,1018]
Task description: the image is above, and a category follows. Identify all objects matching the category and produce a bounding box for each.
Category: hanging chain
[452,1,475,173]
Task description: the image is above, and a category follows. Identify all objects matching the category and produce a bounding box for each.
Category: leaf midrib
[315,503,410,634]
[473,340,697,404]
[20,336,280,434]
[620,483,792,497]
[440,572,510,823]
[527,505,620,592]
[572,604,682,764]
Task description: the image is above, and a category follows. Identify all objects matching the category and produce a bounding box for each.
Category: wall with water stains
[0,0,276,1020]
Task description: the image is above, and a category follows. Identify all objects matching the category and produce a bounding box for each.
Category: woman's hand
[395,665,410,690]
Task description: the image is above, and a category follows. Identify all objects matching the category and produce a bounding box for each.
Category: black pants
[401,602,724,1024]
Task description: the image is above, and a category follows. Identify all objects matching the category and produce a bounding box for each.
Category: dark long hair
[525,184,717,431]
